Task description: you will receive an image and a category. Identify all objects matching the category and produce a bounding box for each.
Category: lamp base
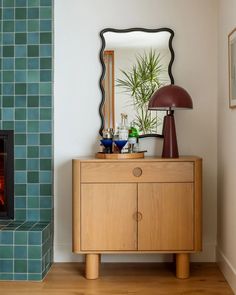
[162,112,179,158]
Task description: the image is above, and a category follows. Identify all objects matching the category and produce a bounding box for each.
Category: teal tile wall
[0,0,53,222]
[0,220,53,280]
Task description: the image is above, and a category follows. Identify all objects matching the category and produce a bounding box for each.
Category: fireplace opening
[0,130,14,219]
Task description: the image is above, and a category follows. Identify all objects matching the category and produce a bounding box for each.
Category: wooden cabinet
[73,157,202,279]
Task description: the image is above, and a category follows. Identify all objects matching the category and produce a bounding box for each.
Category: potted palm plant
[116,49,167,134]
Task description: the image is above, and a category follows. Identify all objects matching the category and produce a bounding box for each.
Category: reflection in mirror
[99,28,174,137]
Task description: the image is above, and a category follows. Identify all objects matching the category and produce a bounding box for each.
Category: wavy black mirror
[99,28,174,138]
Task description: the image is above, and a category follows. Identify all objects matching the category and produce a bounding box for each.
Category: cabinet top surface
[73,156,202,162]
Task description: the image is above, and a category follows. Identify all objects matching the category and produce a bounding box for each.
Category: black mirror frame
[99,27,175,138]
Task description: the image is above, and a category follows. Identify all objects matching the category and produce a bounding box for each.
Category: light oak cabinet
[73,157,202,279]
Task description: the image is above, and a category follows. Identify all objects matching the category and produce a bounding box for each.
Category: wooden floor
[0,263,233,295]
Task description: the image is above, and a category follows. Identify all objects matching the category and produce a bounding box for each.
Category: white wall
[217,0,236,293]
[54,0,218,262]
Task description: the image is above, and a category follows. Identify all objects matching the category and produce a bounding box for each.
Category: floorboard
[0,263,233,295]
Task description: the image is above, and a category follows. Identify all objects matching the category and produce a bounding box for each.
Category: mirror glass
[99,28,174,137]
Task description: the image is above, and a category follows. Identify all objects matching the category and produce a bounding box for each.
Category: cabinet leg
[176,253,190,279]
[85,254,100,279]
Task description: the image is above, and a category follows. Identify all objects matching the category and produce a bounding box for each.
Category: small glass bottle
[128,122,139,153]
[118,113,129,140]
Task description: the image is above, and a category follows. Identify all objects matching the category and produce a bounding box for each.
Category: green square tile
[28,197,39,208]
[27,159,39,170]
[3,108,14,120]
[28,274,42,280]
[27,209,40,220]
[3,96,14,107]
[40,70,51,82]
[27,146,39,158]
[3,0,14,7]
[28,70,40,82]
[28,45,39,57]
[15,184,26,196]
[15,134,26,145]
[40,209,51,221]
[0,246,13,258]
[40,0,51,6]
[15,108,26,120]
[27,133,39,145]
[14,274,28,280]
[40,184,51,195]
[40,83,51,95]
[14,246,27,259]
[15,58,27,69]
[0,261,13,274]
[40,134,51,145]
[15,146,27,158]
[3,8,14,20]
[15,70,27,82]
[28,0,40,7]
[0,232,13,244]
[40,96,52,108]
[40,196,51,208]
[15,33,27,44]
[3,46,14,57]
[15,196,26,208]
[15,20,27,32]
[15,121,27,132]
[3,121,14,130]
[15,83,27,95]
[40,32,52,44]
[28,121,39,132]
[40,58,51,69]
[28,7,39,19]
[15,95,27,107]
[29,232,41,245]
[15,231,27,245]
[3,21,14,32]
[28,246,41,259]
[40,108,51,120]
[15,8,27,19]
[40,7,51,19]
[28,20,39,32]
[14,260,27,273]
[40,159,51,170]
[16,0,27,7]
[28,171,39,183]
[3,71,14,82]
[15,159,26,170]
[15,209,26,220]
[28,96,39,107]
[40,121,51,133]
[28,260,41,273]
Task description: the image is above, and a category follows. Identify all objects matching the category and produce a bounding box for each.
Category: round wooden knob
[133,167,142,177]
[133,212,143,221]
[137,212,143,222]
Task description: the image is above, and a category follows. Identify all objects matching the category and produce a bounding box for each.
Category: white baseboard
[216,247,236,294]
[54,242,216,263]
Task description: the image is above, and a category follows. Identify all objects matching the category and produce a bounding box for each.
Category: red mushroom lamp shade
[148,85,193,158]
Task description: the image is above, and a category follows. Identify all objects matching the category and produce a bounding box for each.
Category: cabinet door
[138,183,194,251]
[81,183,137,251]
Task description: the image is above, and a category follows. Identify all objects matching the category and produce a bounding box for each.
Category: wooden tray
[95,152,145,159]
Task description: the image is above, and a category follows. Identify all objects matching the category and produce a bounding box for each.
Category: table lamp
[148,85,193,158]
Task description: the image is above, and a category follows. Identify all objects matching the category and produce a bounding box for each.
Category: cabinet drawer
[81,162,194,183]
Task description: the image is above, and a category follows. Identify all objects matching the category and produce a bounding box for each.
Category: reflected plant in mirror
[99,28,175,138]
